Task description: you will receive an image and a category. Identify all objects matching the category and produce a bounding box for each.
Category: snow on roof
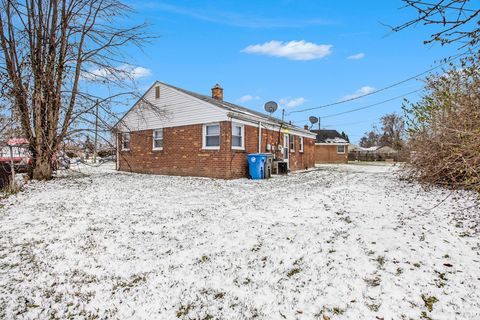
[324,137,348,144]
[7,138,29,146]
[311,129,348,144]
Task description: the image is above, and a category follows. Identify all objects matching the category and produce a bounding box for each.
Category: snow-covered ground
[0,163,479,319]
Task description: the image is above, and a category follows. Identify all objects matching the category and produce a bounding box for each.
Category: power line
[321,119,373,127]
[288,52,465,115]
[320,88,422,119]
[290,87,421,125]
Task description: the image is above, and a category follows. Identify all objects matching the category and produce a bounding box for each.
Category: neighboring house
[113,82,316,179]
[348,145,400,161]
[0,138,32,166]
[310,130,349,164]
[62,143,84,158]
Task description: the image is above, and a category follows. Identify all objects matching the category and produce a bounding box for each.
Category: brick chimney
[211,83,223,101]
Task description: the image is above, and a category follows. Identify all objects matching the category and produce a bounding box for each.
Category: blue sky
[117,0,458,143]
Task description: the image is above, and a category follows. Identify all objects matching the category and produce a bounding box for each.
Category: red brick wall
[314,144,348,163]
[118,121,315,179]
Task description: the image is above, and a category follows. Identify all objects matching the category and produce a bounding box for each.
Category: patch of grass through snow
[287,267,301,278]
[395,267,403,276]
[421,294,438,312]
[375,255,386,268]
[364,275,381,287]
[176,303,194,318]
[112,273,147,293]
[366,303,381,312]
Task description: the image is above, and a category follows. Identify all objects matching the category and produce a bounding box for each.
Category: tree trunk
[32,150,53,180]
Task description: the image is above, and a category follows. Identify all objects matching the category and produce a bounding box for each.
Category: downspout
[258,121,262,153]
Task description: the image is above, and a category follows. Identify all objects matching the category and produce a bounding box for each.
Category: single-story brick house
[114,81,316,179]
[311,129,349,164]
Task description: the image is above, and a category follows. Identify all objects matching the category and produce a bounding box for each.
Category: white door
[283,134,289,168]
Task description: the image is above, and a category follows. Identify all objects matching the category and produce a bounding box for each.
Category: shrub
[403,53,480,192]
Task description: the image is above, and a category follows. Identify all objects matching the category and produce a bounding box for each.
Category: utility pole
[318,116,321,130]
[93,99,99,163]
[8,144,15,188]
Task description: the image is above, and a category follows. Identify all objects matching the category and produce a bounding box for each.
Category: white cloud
[279,97,306,108]
[341,86,375,101]
[242,40,332,61]
[130,66,152,79]
[237,94,260,103]
[347,52,365,60]
[82,64,152,81]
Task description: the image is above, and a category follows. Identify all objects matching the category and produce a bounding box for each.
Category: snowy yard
[0,164,479,319]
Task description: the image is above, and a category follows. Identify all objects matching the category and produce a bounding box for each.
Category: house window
[121,133,130,151]
[289,134,295,151]
[203,123,220,149]
[231,123,244,150]
[337,145,346,154]
[153,129,163,150]
[299,137,304,153]
[155,86,160,99]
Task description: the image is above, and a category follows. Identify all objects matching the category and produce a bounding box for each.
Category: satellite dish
[309,116,318,124]
[264,101,278,114]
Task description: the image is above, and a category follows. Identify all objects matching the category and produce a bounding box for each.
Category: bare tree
[0,0,150,180]
[379,113,405,150]
[359,130,381,148]
[394,0,480,48]
[359,113,406,150]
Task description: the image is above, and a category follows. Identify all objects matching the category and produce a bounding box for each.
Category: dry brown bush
[403,54,480,192]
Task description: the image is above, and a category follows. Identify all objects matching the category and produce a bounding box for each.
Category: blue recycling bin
[248,153,267,179]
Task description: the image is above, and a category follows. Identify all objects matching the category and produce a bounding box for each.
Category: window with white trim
[121,133,130,151]
[299,137,304,153]
[153,129,163,150]
[289,134,295,151]
[231,123,244,149]
[203,123,220,149]
[337,145,346,154]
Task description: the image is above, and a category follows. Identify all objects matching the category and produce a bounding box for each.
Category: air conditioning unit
[264,154,274,178]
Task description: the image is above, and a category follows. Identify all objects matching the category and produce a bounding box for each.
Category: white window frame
[202,123,221,150]
[337,145,346,154]
[121,132,130,151]
[299,137,304,153]
[231,123,245,150]
[289,134,295,151]
[152,129,163,151]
